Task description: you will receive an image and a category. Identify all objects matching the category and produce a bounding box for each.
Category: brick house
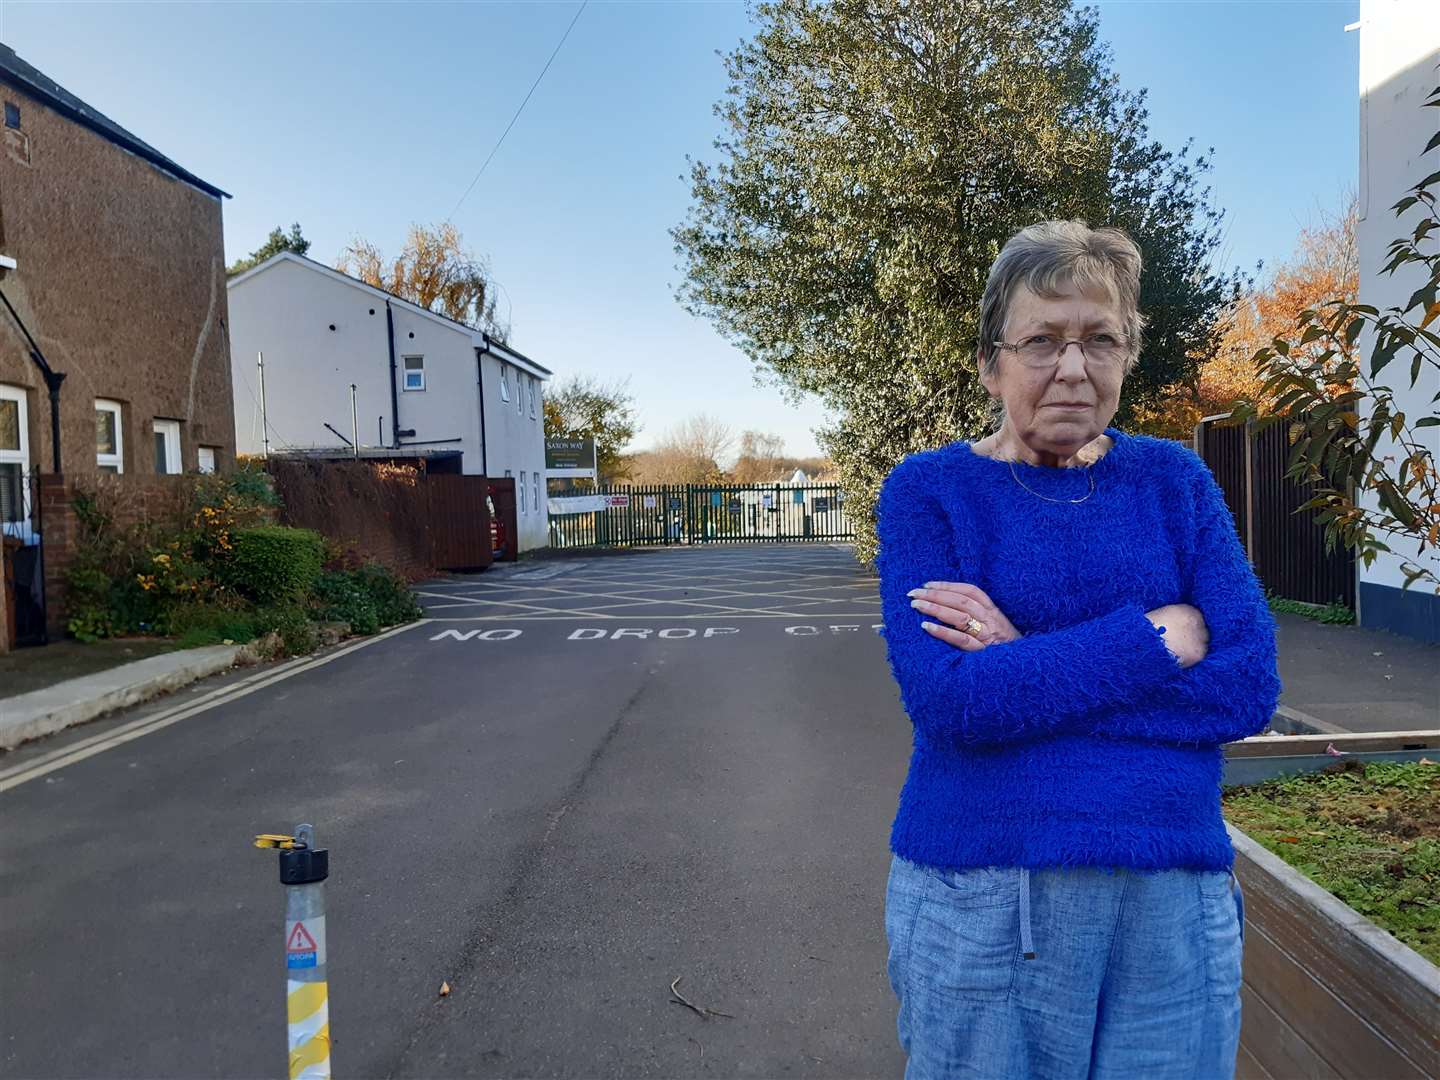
[0,44,235,647]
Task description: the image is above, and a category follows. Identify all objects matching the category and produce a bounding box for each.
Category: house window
[516,370,524,415]
[533,471,540,512]
[519,470,526,514]
[499,364,510,403]
[403,356,425,392]
[0,383,31,526]
[153,418,182,475]
[95,399,124,473]
[3,102,18,129]
[197,447,217,475]
[528,376,538,419]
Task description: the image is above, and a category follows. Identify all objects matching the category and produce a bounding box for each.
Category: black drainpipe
[475,343,489,476]
[385,301,400,448]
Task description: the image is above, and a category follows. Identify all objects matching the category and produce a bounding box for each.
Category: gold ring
[964,617,985,637]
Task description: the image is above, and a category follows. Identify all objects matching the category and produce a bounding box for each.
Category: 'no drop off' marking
[429,625,885,642]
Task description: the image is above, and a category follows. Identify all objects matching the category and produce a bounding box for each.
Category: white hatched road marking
[421,546,880,622]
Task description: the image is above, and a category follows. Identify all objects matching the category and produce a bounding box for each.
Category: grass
[1222,760,1438,966]
[1266,593,1355,624]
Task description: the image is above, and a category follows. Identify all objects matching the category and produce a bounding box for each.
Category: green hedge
[313,564,424,635]
[223,526,325,605]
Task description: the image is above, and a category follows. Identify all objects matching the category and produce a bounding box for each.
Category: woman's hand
[1146,603,1210,668]
[907,582,1022,651]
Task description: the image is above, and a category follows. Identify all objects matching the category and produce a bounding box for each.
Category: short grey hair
[976,220,1147,379]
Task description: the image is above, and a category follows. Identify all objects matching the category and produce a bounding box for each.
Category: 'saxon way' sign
[545,438,595,471]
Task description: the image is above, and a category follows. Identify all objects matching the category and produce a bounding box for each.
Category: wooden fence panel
[1196,416,1356,607]
[1250,420,1356,608]
[429,474,492,571]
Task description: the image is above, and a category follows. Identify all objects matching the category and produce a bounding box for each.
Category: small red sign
[287,922,318,953]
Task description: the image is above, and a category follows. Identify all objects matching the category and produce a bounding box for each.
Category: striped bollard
[256,825,332,1078]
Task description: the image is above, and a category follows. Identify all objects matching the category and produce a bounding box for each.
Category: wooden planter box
[1222,732,1440,1080]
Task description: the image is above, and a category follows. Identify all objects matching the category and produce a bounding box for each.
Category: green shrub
[313,570,380,634]
[223,526,325,605]
[1266,593,1356,625]
[352,563,423,626]
[253,604,318,656]
[167,601,261,648]
[312,563,422,635]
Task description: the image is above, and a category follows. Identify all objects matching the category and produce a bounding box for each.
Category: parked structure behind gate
[547,482,854,549]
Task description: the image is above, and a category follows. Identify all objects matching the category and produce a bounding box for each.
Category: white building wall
[228,258,397,455]
[227,256,552,553]
[1355,0,1440,640]
[478,348,549,552]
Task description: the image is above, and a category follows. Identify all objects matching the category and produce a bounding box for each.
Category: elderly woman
[878,220,1281,1080]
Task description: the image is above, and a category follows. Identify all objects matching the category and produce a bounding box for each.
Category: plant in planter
[1219,751,1439,1078]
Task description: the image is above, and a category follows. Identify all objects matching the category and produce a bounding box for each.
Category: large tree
[672,0,1244,558]
[227,223,310,276]
[542,374,640,484]
[338,222,509,341]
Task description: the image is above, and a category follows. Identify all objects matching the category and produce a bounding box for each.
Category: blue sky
[4,0,1358,457]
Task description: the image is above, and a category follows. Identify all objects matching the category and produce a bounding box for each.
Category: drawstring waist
[1020,867,1036,960]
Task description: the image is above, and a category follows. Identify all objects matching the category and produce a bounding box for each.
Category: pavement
[0,643,248,750]
[0,542,1434,1078]
[1271,611,1439,734]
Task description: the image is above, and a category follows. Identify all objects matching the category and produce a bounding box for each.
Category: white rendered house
[226,253,552,552]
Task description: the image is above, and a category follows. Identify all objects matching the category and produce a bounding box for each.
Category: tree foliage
[542,374,640,484]
[672,0,1245,559]
[1134,197,1358,439]
[731,429,787,482]
[1231,88,1440,594]
[227,223,311,276]
[337,222,509,341]
[627,414,737,484]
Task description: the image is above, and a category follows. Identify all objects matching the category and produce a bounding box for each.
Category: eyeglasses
[992,333,1131,370]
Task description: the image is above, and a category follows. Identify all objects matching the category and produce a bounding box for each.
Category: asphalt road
[0,543,910,1079]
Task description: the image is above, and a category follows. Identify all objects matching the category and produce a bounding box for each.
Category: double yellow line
[0,620,428,794]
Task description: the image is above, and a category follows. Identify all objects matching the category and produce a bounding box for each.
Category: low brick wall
[38,473,202,637]
[267,460,438,580]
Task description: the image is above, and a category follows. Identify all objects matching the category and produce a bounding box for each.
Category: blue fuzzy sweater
[877,427,1282,874]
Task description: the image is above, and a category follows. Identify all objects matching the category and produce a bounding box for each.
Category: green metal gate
[546,482,853,549]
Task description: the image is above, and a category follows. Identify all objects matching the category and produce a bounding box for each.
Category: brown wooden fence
[429,474,492,570]
[1195,415,1356,608]
[270,460,506,575]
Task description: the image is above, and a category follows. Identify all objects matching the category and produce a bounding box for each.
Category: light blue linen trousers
[885,853,1246,1079]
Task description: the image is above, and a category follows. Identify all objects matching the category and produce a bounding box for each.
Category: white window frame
[197,447,217,475]
[153,418,182,475]
[1,383,32,531]
[516,368,524,415]
[528,376,538,419]
[533,470,540,512]
[95,399,124,473]
[402,355,425,392]
[519,470,527,514]
[0,383,30,469]
[499,364,510,403]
